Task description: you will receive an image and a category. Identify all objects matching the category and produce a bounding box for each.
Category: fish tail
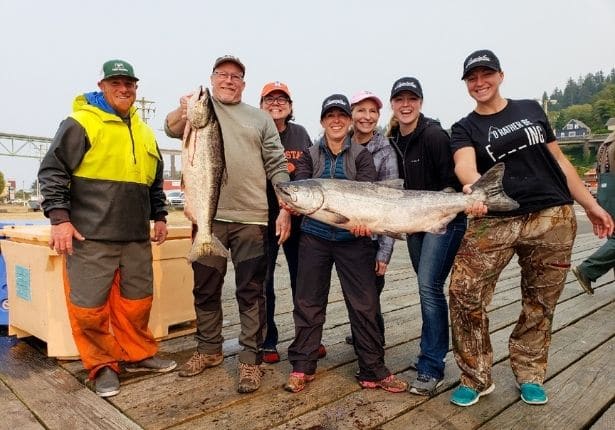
[187,233,229,262]
[472,163,520,212]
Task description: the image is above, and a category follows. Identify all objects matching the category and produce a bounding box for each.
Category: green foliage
[0,171,5,198]
[546,71,615,132]
[550,70,615,109]
[555,111,566,131]
[563,104,593,126]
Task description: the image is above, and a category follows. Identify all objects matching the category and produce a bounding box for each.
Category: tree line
[545,69,615,133]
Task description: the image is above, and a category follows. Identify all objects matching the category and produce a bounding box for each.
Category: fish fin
[383,230,406,240]
[322,209,350,224]
[187,233,229,262]
[426,214,457,235]
[377,179,404,189]
[471,163,519,212]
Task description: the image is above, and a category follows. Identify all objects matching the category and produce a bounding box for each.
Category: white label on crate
[15,265,32,301]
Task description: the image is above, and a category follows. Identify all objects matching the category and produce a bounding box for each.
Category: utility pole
[135,97,156,124]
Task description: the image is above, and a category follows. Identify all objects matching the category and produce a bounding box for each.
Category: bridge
[0,132,181,179]
[557,132,611,145]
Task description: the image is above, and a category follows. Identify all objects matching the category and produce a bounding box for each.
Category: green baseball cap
[101,59,139,81]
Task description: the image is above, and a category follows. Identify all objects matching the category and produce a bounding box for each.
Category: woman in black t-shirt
[448,49,612,408]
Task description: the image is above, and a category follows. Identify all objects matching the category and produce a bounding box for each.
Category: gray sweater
[166,95,289,224]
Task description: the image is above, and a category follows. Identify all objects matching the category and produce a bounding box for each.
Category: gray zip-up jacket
[358,131,399,263]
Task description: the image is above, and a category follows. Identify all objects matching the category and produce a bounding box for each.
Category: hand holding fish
[178,92,193,120]
[279,199,301,216]
[350,225,373,237]
[462,184,489,217]
[166,92,196,136]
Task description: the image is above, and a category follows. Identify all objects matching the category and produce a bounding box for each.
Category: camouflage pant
[449,205,576,391]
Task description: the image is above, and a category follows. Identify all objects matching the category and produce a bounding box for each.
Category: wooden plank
[480,337,615,430]
[26,231,607,428]
[104,248,613,430]
[0,339,142,430]
[276,281,615,430]
[0,378,44,430]
[379,295,615,430]
[143,276,615,429]
[591,403,615,430]
[1,232,607,429]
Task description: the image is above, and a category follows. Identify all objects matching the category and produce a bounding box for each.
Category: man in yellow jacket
[38,59,176,397]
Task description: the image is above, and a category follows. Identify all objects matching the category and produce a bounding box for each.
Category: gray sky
[1,0,614,189]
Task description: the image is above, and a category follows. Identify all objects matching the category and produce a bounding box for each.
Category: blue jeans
[407,213,467,379]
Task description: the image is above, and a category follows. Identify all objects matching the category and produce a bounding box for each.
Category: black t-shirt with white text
[451,99,572,216]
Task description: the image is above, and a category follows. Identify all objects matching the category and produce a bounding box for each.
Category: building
[163,179,181,192]
[558,119,591,138]
[1,179,16,202]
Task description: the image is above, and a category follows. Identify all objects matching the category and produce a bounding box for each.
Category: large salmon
[182,86,228,261]
[275,163,518,238]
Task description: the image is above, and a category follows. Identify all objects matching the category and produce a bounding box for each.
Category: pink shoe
[284,372,315,393]
[358,374,408,393]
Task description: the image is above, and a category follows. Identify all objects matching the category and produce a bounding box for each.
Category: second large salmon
[182,86,228,261]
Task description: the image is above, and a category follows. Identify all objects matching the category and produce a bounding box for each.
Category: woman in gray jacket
[344,90,399,347]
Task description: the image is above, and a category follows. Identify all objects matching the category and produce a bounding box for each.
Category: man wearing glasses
[165,55,290,394]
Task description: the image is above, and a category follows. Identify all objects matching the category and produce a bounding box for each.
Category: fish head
[186,86,212,128]
[274,180,324,215]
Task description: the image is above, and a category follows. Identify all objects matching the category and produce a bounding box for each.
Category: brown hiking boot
[178,351,223,377]
[237,362,263,393]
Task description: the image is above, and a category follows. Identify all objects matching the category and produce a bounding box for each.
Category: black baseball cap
[320,94,351,119]
[390,77,423,100]
[461,49,501,79]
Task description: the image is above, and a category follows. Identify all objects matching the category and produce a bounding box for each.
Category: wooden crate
[0,225,196,358]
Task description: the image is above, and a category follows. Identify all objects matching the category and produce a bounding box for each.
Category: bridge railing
[558,133,610,144]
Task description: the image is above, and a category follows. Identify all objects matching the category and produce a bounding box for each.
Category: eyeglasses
[212,71,244,82]
[262,95,290,105]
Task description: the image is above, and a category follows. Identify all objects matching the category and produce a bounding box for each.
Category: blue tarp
[0,252,7,325]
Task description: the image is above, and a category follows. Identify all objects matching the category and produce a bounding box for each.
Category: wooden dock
[1,231,614,430]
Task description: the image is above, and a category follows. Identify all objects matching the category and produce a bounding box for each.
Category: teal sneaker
[518,382,548,405]
[450,383,495,407]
